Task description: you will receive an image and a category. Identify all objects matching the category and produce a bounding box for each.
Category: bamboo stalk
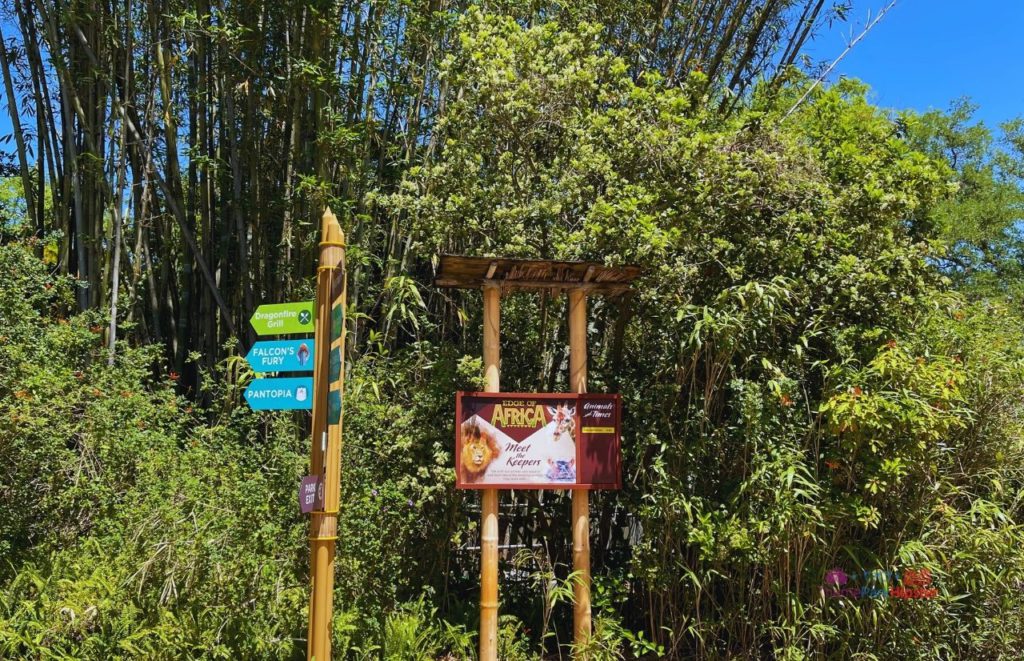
[569,289,591,651]
[0,25,36,236]
[480,284,500,661]
[107,104,128,366]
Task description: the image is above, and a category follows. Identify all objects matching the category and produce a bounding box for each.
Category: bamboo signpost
[568,289,590,642]
[436,256,639,659]
[306,208,346,661]
[481,284,501,655]
[240,208,345,659]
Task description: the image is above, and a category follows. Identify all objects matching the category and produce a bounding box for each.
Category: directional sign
[244,339,315,373]
[244,377,313,410]
[299,475,325,513]
[249,302,314,336]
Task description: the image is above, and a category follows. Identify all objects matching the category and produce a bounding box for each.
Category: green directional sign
[250,301,314,336]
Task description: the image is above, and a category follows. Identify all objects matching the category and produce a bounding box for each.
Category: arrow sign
[244,377,313,410]
[250,301,314,335]
[244,339,315,373]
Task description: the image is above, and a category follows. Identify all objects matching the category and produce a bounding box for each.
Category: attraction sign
[455,392,621,490]
[244,339,315,373]
[244,376,314,410]
[249,301,314,336]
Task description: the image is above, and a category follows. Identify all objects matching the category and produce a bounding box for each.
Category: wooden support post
[569,288,591,651]
[480,284,500,661]
[308,208,346,661]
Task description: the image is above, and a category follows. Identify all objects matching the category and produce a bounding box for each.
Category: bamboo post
[568,288,591,651]
[308,208,346,661]
[480,283,500,661]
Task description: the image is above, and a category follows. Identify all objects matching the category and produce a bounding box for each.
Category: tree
[902,99,1024,300]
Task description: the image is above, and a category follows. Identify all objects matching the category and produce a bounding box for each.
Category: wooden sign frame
[434,255,639,659]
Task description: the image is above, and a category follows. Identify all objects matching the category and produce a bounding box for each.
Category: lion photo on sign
[461,419,500,482]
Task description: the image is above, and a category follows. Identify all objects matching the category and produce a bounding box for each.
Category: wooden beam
[435,255,641,292]
[434,278,633,294]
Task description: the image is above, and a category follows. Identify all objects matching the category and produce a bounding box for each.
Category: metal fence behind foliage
[453,491,641,587]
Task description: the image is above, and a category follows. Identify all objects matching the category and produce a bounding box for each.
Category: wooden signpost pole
[308,208,346,661]
[480,283,501,661]
[568,288,591,651]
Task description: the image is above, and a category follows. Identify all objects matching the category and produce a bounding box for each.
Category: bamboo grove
[0,0,842,384]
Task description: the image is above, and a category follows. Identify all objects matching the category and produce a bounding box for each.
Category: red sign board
[456,392,621,490]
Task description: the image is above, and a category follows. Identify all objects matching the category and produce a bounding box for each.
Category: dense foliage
[3,5,1024,661]
[0,0,849,384]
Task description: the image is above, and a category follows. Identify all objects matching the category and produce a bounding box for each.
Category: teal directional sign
[244,339,315,373]
[244,377,313,410]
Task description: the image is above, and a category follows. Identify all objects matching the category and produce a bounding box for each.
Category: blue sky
[1,2,1022,146]
[806,0,1024,129]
